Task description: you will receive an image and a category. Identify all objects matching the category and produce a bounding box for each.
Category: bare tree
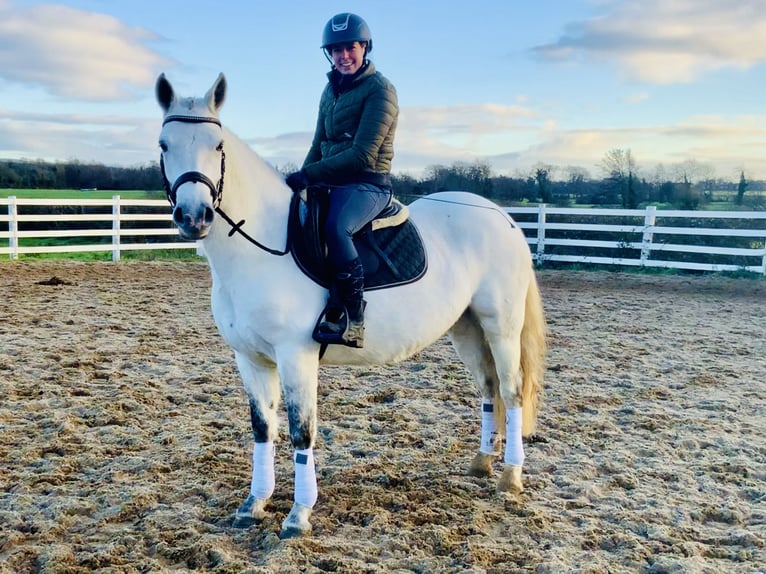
[600,148,636,181]
[600,148,638,208]
[534,168,551,203]
[736,171,748,205]
[564,165,590,183]
[669,159,714,185]
[563,165,590,203]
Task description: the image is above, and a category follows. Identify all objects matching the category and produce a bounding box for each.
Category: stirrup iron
[313,302,365,348]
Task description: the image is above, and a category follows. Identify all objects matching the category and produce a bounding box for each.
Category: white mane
[219,126,287,196]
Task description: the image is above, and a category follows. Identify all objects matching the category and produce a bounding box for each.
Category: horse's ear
[156,73,175,113]
[207,73,226,112]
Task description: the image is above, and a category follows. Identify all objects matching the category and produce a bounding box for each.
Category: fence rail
[508,204,766,275]
[2,197,766,274]
[0,196,197,262]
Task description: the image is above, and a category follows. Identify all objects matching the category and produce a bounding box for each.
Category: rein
[161,113,290,257]
[214,206,290,256]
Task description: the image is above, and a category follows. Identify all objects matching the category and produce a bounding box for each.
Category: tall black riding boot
[314,258,366,348]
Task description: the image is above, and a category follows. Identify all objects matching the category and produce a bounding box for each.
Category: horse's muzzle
[173,204,214,239]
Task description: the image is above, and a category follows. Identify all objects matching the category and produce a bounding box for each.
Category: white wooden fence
[0,196,197,262]
[1,197,765,274]
[509,204,766,275]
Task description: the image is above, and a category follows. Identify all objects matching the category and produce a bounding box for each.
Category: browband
[162,114,221,127]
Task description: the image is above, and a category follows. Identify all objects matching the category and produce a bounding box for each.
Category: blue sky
[2,0,766,182]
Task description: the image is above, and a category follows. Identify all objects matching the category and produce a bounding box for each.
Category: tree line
[2,150,764,209]
[390,152,764,209]
[0,159,164,192]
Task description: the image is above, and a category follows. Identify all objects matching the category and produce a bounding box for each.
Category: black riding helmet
[321,13,373,59]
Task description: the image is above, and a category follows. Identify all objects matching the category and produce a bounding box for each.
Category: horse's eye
[159,142,168,153]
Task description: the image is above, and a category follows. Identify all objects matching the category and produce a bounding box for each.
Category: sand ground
[0,261,764,573]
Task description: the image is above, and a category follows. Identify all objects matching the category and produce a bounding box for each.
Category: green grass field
[0,188,200,261]
[0,188,165,200]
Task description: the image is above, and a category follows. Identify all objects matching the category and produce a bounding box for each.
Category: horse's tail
[520,269,546,436]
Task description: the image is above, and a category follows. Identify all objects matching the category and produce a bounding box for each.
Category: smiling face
[329,41,366,75]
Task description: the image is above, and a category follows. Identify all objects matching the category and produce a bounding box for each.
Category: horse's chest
[210,284,271,355]
[209,278,316,357]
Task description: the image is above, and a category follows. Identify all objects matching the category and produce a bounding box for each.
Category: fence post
[536,203,547,265]
[112,195,121,263]
[8,195,18,260]
[761,235,766,276]
[640,205,656,266]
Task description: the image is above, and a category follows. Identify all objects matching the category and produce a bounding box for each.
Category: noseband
[159,114,225,208]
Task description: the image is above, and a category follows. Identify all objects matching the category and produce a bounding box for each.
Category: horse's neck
[206,133,290,263]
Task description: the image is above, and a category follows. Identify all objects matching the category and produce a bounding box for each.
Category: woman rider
[286,13,399,349]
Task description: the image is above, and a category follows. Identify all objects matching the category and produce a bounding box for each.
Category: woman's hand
[286,170,309,192]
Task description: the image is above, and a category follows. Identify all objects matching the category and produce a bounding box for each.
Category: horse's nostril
[173,207,184,225]
[203,207,215,225]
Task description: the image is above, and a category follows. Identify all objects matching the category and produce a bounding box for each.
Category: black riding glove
[286,170,309,193]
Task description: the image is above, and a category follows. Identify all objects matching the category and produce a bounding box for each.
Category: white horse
[155,73,546,538]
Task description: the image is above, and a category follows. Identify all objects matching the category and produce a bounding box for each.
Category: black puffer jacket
[302,61,398,187]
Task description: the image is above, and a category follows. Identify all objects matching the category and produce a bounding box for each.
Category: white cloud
[624,92,649,105]
[0,110,159,165]
[534,0,766,84]
[243,103,539,176]
[484,115,766,180]
[270,109,766,182]
[394,103,538,165]
[402,104,536,134]
[0,2,172,101]
[1,100,764,181]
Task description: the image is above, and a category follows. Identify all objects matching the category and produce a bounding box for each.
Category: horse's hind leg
[448,310,505,478]
[470,273,541,495]
[491,271,546,495]
[232,352,280,528]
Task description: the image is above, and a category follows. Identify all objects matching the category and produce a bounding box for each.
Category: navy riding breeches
[324,182,392,269]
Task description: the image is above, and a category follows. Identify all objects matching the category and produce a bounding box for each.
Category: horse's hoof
[497,465,524,494]
[279,503,313,539]
[232,494,268,529]
[232,515,253,529]
[279,524,310,539]
[467,452,495,478]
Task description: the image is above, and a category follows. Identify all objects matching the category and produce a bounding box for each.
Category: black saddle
[288,186,427,290]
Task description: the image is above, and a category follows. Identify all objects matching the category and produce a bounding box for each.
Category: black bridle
[160,114,226,209]
[160,113,289,256]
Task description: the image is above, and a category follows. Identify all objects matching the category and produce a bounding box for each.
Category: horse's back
[408,191,532,270]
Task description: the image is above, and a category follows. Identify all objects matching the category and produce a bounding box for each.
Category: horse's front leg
[232,352,280,528]
[277,346,320,539]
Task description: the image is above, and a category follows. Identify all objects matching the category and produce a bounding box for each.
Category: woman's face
[330,41,366,75]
